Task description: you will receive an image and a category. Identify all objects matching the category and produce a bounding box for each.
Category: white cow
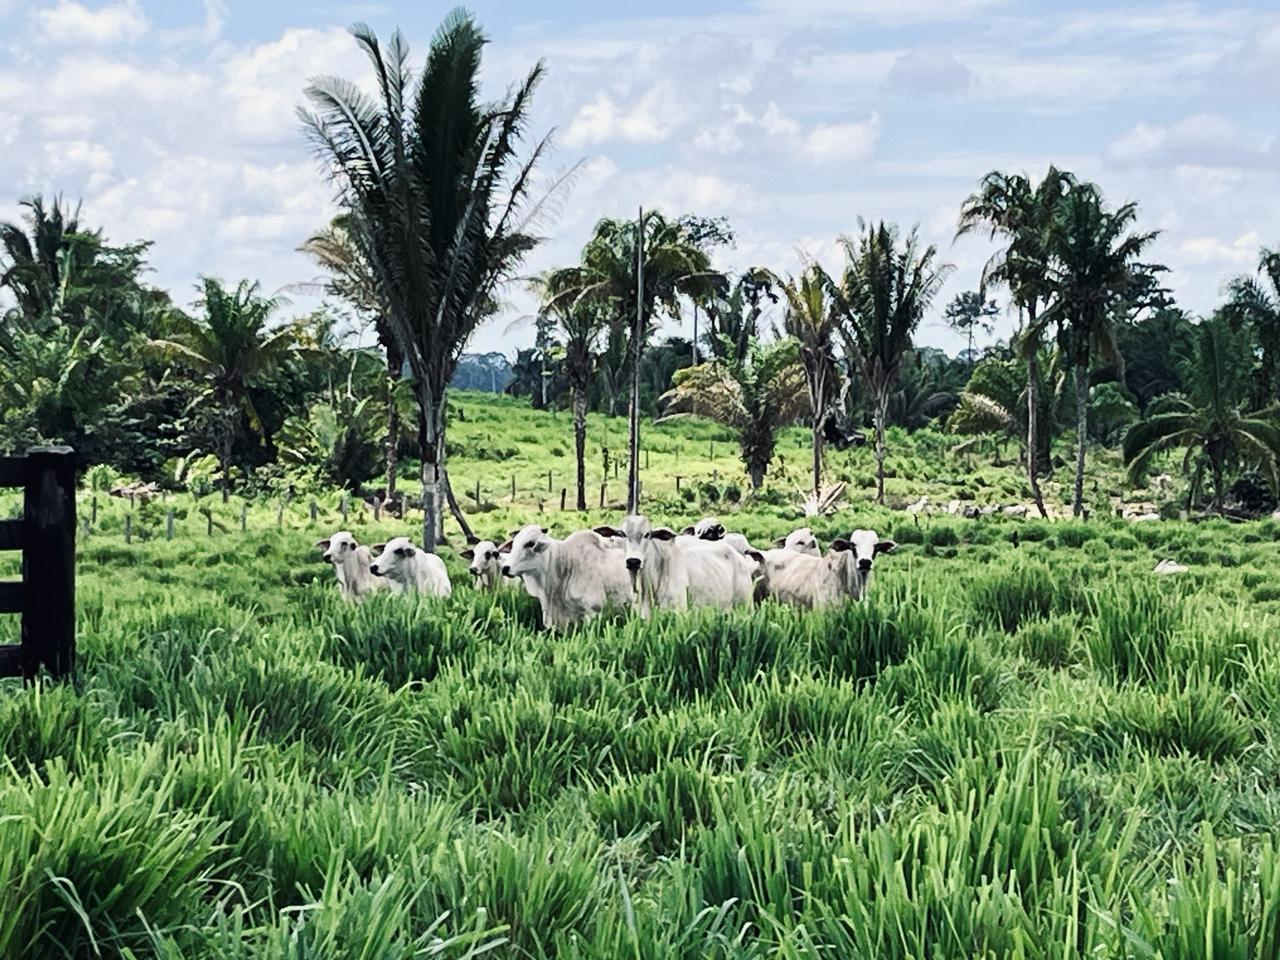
[684,516,754,555]
[770,526,821,556]
[460,540,507,591]
[598,515,754,616]
[501,525,632,629]
[369,537,453,597]
[316,531,387,601]
[749,529,896,609]
[1153,559,1188,575]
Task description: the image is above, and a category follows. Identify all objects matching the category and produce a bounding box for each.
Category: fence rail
[0,446,76,681]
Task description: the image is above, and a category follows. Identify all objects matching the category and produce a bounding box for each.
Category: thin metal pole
[628,206,644,513]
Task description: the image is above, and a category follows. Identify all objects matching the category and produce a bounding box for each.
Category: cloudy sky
[0,0,1276,355]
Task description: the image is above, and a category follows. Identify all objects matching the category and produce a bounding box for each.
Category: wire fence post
[166,509,174,541]
[124,514,132,544]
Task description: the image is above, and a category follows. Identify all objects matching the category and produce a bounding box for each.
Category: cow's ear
[875,539,897,555]
[650,527,676,541]
[316,539,330,550]
[831,538,853,552]
[681,525,695,535]
[745,549,765,564]
[372,543,386,554]
[593,525,622,538]
[460,548,475,560]
[498,539,513,554]
[466,535,480,546]
[539,526,547,534]
[773,536,786,548]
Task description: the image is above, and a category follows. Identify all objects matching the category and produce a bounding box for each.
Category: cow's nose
[858,558,873,572]
[322,553,332,563]
[370,565,382,576]
[501,565,512,577]
[625,557,641,571]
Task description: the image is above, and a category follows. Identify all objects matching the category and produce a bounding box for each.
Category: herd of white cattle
[317,516,897,629]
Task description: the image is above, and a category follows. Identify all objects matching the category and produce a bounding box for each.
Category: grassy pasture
[2,396,1279,957]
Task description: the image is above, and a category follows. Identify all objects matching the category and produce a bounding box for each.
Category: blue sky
[0,0,1276,356]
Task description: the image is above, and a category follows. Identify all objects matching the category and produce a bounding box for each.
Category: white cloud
[883,49,972,96]
[562,91,673,147]
[1106,114,1274,169]
[1178,231,1264,266]
[803,114,881,164]
[34,1,147,46]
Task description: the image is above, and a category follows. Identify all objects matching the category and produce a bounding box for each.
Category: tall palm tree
[298,215,405,504]
[151,278,297,502]
[1223,246,1280,409]
[0,195,83,324]
[301,12,552,551]
[545,213,721,510]
[764,264,841,496]
[661,338,808,489]
[1038,184,1158,517]
[956,166,1076,518]
[833,221,954,503]
[532,276,609,510]
[1123,317,1280,511]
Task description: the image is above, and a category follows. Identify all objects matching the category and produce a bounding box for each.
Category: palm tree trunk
[385,345,401,504]
[573,384,588,511]
[417,403,442,552]
[220,393,234,504]
[874,391,888,504]
[1026,352,1048,519]
[1073,357,1089,518]
[811,417,823,497]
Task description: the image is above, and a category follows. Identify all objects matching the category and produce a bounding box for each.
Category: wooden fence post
[510,475,516,501]
[341,493,349,524]
[675,476,683,492]
[473,479,481,508]
[206,510,213,536]
[560,488,566,511]
[124,514,132,544]
[91,496,97,528]
[309,499,318,524]
[373,498,382,522]
[645,448,650,469]
[22,446,76,680]
[547,469,553,493]
[166,509,174,541]
[600,483,606,508]
[240,503,248,533]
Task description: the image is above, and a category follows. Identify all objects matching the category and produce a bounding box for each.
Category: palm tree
[298,215,405,504]
[1123,317,1280,512]
[832,221,954,503]
[545,213,722,510]
[533,278,609,510]
[1223,246,1280,408]
[661,338,808,488]
[151,278,297,501]
[956,166,1076,518]
[1038,184,1158,517]
[764,264,841,496]
[301,12,552,551]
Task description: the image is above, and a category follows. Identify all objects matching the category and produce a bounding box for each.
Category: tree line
[3,8,1279,542]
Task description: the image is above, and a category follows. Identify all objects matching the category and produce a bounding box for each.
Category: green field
[2,395,1279,957]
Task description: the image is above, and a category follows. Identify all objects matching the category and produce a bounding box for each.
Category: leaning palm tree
[546,213,721,511]
[301,11,552,550]
[151,278,297,502]
[1123,317,1280,512]
[833,221,954,503]
[956,166,1076,517]
[298,215,404,504]
[1223,246,1280,408]
[532,276,610,510]
[1038,184,1159,517]
[661,337,808,489]
[764,264,841,496]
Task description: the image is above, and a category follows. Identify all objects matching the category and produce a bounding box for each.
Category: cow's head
[369,536,418,577]
[502,525,551,578]
[830,529,896,575]
[317,530,358,565]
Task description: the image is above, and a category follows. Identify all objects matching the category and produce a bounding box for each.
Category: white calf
[461,540,507,591]
[501,525,631,629]
[316,531,387,601]
[369,537,453,597]
[750,529,895,609]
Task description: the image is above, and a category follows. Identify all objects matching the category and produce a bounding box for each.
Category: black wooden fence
[0,447,76,681]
